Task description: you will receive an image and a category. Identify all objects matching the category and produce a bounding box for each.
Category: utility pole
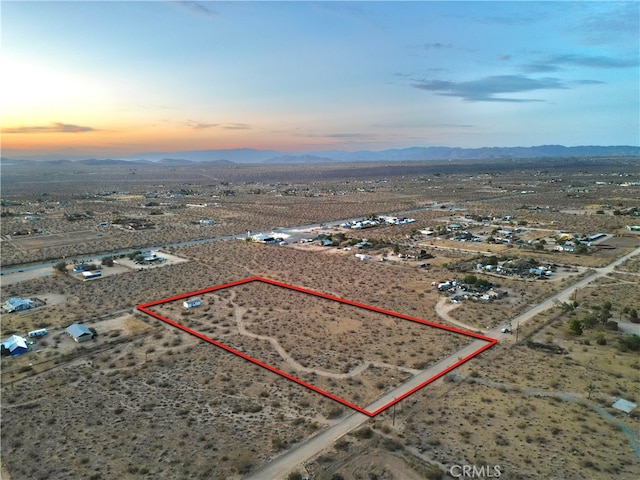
[392,402,396,426]
[515,322,520,344]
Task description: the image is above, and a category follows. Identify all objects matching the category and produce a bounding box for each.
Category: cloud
[422,42,452,50]
[187,120,218,130]
[571,79,606,86]
[520,63,560,73]
[4,123,97,134]
[574,2,640,46]
[174,1,216,18]
[297,132,377,141]
[313,3,385,30]
[412,74,568,102]
[185,121,250,130]
[432,123,475,128]
[324,133,373,139]
[521,53,639,73]
[497,54,512,62]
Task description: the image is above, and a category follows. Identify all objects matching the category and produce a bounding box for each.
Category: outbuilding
[65,323,94,343]
[82,271,102,279]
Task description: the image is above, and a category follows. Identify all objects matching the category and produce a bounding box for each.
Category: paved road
[242,244,640,480]
[497,244,640,336]
[0,194,527,276]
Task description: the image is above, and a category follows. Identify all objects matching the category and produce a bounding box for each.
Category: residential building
[65,323,94,343]
[3,298,33,313]
[1,335,29,356]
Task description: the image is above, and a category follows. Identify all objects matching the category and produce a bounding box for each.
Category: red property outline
[137,276,497,417]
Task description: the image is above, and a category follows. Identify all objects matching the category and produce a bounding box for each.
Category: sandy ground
[0,267,54,287]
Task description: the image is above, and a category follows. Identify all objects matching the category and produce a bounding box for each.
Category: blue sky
[2,1,639,158]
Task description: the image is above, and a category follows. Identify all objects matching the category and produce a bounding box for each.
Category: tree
[568,318,583,335]
[629,308,638,323]
[598,302,612,324]
[53,261,67,273]
[486,255,498,266]
[101,256,114,267]
[582,313,598,329]
[463,274,478,285]
[585,383,597,400]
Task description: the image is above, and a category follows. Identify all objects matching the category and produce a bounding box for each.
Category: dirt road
[243,338,489,480]
[243,245,640,480]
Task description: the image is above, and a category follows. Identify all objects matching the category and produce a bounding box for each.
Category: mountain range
[3,145,639,165]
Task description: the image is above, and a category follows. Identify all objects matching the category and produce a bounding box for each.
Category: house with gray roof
[65,323,94,343]
[3,297,33,313]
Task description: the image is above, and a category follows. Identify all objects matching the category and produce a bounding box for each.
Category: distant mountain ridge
[2,144,639,164]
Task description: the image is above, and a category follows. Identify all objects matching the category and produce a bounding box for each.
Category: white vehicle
[501,327,510,333]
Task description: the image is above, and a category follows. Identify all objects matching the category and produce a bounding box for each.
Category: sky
[1,1,639,159]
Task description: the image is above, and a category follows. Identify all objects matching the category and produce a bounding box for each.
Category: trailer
[82,271,102,280]
[28,328,48,338]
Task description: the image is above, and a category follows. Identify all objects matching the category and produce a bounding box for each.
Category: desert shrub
[234,451,254,474]
[424,465,444,480]
[327,406,344,419]
[604,320,618,331]
[618,334,640,352]
[334,439,350,451]
[352,426,373,439]
[272,436,286,451]
[382,437,402,451]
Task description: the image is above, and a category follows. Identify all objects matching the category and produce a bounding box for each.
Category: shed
[612,398,637,413]
[2,335,28,356]
[183,299,202,309]
[66,323,94,343]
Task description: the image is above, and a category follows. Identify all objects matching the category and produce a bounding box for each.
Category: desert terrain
[1,157,639,479]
